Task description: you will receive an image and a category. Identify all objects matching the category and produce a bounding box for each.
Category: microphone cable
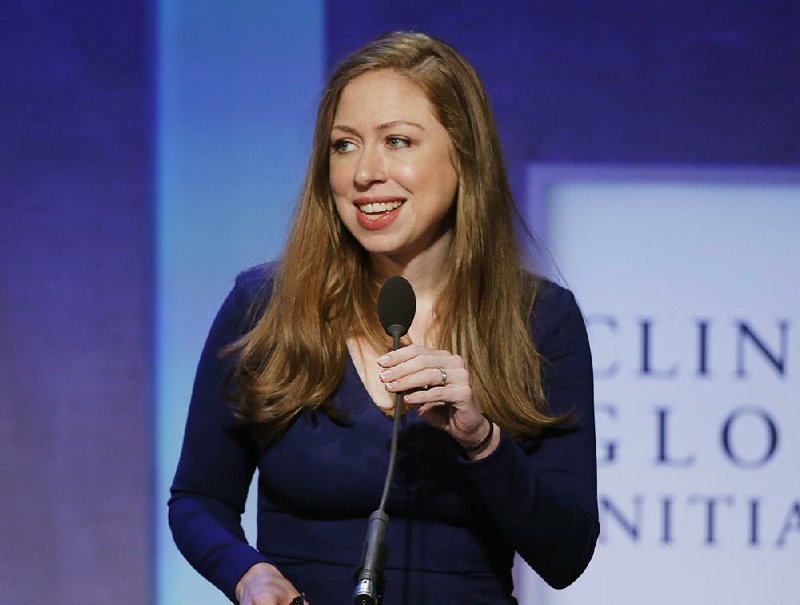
[353,277,416,605]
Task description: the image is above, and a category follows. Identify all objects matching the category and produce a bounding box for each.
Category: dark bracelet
[460,414,494,453]
[290,594,306,605]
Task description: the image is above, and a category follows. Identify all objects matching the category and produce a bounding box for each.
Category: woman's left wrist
[457,414,493,453]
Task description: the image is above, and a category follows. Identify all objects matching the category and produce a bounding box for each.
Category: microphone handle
[353,510,389,605]
[353,327,405,604]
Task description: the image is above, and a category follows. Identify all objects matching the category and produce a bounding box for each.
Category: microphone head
[377,276,416,338]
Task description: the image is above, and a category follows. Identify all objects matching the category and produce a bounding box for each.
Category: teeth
[358,201,403,214]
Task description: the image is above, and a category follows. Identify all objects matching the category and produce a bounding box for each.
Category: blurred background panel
[1,1,153,603]
[155,2,324,602]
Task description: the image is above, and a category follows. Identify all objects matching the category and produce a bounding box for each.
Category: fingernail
[377,355,390,366]
[379,370,392,381]
[386,381,399,391]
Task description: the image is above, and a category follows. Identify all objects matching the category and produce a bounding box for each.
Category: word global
[598,406,782,468]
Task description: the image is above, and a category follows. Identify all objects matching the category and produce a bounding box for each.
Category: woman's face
[329,69,458,263]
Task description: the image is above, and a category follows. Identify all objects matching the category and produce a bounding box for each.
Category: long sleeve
[168,270,598,602]
[460,282,599,588]
[168,269,270,603]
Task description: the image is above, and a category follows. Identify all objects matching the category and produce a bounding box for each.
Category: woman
[169,32,598,605]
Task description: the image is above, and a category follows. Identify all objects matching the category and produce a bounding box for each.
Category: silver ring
[438,367,447,386]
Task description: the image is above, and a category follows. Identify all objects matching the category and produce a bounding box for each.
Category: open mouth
[353,198,405,230]
[357,200,404,216]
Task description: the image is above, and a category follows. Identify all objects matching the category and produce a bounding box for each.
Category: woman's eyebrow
[331,120,425,134]
[376,120,424,131]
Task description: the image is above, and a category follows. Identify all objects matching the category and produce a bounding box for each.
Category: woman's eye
[332,139,355,153]
[386,137,410,149]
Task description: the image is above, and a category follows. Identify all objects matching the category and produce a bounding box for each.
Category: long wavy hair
[227,32,565,442]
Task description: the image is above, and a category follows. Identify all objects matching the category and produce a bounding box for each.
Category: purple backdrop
[327,1,800,202]
[0,1,153,602]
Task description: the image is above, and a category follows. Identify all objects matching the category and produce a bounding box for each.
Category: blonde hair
[227,32,564,442]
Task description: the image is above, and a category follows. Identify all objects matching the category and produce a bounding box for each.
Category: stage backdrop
[154,2,800,604]
[155,2,324,603]
[4,2,799,604]
[521,165,799,604]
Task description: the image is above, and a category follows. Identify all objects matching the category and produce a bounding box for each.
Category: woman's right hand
[235,562,306,605]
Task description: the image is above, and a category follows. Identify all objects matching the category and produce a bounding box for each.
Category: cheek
[409,147,456,194]
[392,164,418,188]
[421,155,457,206]
[332,192,350,224]
[392,154,438,190]
[329,160,349,197]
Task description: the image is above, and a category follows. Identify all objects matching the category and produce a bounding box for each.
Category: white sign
[516,166,800,605]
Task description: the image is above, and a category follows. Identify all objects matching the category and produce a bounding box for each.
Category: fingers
[404,382,470,404]
[384,367,469,398]
[381,367,445,393]
[378,345,465,393]
[378,345,483,441]
[236,562,305,605]
[378,343,447,367]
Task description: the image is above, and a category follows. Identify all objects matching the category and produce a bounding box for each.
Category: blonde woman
[170,31,598,605]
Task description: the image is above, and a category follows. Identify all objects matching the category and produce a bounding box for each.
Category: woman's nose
[353,145,386,189]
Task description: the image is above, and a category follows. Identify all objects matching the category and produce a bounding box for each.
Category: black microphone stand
[352,324,405,605]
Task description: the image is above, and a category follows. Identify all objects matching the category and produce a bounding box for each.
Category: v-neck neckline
[342,351,409,421]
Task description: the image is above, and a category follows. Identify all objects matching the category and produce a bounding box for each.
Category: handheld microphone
[353,276,416,605]
[377,275,416,344]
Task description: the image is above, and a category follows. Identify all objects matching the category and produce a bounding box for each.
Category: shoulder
[212,262,281,340]
[529,278,586,349]
[228,261,281,311]
[528,279,594,418]
[233,261,280,296]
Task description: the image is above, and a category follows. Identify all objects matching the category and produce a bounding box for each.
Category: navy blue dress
[169,265,598,604]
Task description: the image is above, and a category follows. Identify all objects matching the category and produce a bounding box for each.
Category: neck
[369,234,451,346]
[368,232,452,304]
